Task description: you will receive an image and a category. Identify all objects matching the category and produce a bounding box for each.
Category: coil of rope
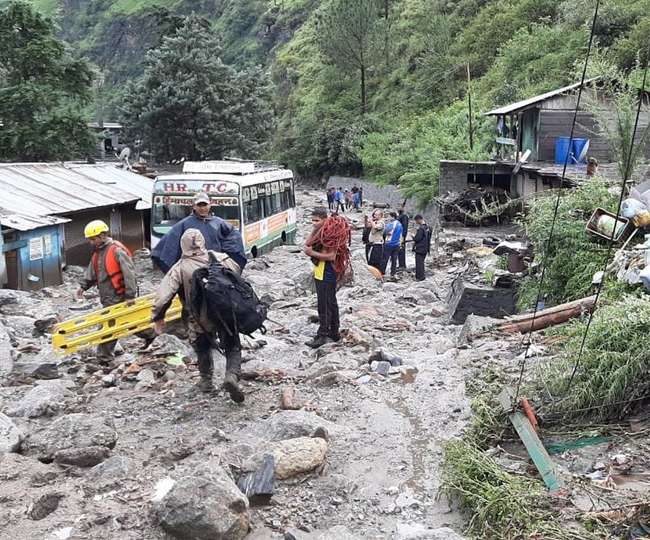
[307,214,351,279]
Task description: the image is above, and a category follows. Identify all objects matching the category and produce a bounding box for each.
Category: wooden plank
[498,388,564,492]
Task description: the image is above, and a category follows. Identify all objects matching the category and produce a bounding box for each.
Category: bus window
[244,197,263,223]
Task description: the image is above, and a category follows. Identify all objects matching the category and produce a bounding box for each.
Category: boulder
[22,413,117,466]
[151,334,195,361]
[152,465,249,540]
[0,412,22,453]
[248,410,341,442]
[7,380,71,418]
[267,437,328,480]
[11,351,60,380]
[89,455,133,483]
[28,492,63,520]
[2,315,37,338]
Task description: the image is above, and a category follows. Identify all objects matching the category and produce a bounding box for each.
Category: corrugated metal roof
[484,78,599,116]
[0,213,70,232]
[0,163,153,222]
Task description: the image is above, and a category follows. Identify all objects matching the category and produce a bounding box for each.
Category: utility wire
[513,0,601,403]
[511,7,603,403]
[566,61,649,390]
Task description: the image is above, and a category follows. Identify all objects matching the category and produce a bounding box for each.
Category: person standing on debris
[381,212,403,278]
[326,187,335,211]
[344,189,353,210]
[362,214,372,262]
[397,207,409,272]
[152,192,246,274]
[367,209,386,271]
[412,214,431,281]
[304,207,350,348]
[334,187,346,213]
[76,220,153,358]
[151,229,245,402]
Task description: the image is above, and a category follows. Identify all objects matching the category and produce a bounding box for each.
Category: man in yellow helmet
[75,220,145,358]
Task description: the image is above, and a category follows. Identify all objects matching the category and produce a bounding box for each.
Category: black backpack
[190,254,267,337]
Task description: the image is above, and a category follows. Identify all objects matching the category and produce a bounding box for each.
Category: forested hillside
[7,0,650,202]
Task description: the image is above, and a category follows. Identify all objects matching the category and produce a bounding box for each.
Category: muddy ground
[0,191,521,540]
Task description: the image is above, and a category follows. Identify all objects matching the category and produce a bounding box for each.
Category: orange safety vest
[92,240,132,296]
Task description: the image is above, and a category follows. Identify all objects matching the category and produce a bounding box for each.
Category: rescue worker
[152,192,246,274]
[381,212,403,277]
[412,214,431,281]
[151,229,245,402]
[76,220,151,358]
[397,207,409,272]
[304,207,345,348]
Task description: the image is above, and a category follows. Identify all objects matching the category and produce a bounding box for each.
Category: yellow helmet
[84,220,109,238]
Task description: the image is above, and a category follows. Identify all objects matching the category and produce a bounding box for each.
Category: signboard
[29,237,43,261]
[154,180,239,195]
[496,137,517,146]
[154,196,238,206]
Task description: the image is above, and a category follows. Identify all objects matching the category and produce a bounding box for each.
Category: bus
[151,160,297,258]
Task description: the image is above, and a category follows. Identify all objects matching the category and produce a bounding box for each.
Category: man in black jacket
[412,214,430,281]
[397,207,409,272]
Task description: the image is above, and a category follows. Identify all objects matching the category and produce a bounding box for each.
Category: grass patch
[516,178,620,309]
[539,295,650,421]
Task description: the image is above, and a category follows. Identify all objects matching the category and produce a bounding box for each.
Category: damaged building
[0,162,153,291]
[440,79,650,199]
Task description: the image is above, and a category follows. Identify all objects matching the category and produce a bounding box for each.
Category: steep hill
[6,0,650,201]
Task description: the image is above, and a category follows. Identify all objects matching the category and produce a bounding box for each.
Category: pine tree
[0,2,94,161]
[316,0,384,114]
[122,15,273,162]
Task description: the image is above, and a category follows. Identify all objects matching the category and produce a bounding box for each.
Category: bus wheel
[281,232,287,244]
[251,246,258,258]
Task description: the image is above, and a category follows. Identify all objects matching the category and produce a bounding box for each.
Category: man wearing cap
[152,192,247,274]
[76,219,148,358]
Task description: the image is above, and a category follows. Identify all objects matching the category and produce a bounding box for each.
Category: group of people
[75,191,432,404]
[327,185,363,213]
[363,208,431,281]
[77,191,248,403]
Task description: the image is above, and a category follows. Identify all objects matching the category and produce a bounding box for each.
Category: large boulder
[22,413,117,466]
[247,410,341,442]
[246,437,328,480]
[2,315,37,339]
[7,380,71,418]
[0,413,22,453]
[152,464,249,540]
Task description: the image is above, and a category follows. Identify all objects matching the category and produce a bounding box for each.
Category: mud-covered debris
[152,464,249,540]
[284,525,363,539]
[371,361,391,376]
[28,492,63,520]
[89,455,134,484]
[135,368,156,390]
[394,523,465,539]
[7,380,71,418]
[11,358,59,380]
[0,412,22,453]
[237,453,275,505]
[22,413,117,466]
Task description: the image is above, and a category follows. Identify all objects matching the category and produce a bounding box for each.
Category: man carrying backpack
[151,229,246,403]
[304,208,350,348]
[412,214,431,281]
[76,220,153,358]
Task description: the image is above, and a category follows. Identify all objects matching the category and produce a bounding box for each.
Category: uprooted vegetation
[443,177,650,538]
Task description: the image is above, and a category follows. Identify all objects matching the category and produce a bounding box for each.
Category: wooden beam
[498,388,563,492]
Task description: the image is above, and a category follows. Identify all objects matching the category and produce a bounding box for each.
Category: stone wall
[325,176,439,223]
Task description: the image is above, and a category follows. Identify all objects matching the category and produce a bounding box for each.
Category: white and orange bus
[151,160,297,257]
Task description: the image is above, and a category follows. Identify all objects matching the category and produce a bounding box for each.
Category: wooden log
[497,295,596,334]
[280,386,300,410]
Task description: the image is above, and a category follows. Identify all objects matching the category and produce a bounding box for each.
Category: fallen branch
[497,295,597,334]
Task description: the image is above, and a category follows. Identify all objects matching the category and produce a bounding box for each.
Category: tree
[316,0,384,114]
[0,2,94,161]
[122,15,273,162]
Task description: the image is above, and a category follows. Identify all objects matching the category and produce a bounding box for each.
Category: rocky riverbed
[0,190,519,540]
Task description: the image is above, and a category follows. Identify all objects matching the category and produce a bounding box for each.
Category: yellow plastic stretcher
[52,294,182,354]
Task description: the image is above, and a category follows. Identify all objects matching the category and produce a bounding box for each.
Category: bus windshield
[152,195,240,235]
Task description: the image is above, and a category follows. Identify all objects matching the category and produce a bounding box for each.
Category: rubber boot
[223,350,244,403]
[305,335,328,349]
[196,349,214,393]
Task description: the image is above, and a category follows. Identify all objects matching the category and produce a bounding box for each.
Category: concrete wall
[326,176,440,223]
